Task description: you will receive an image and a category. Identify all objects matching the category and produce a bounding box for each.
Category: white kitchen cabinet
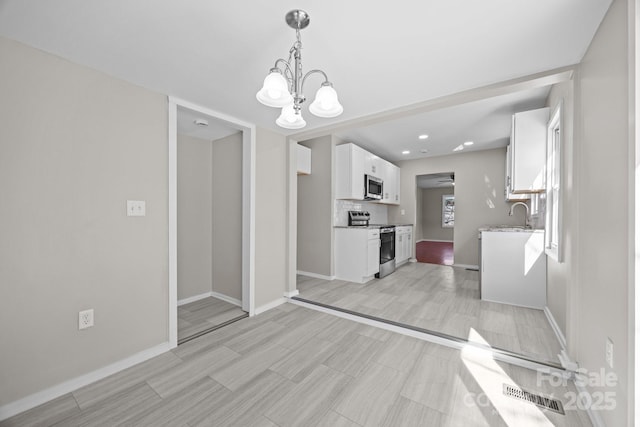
[364,151,382,177]
[335,143,367,199]
[297,144,311,175]
[380,161,400,205]
[480,230,546,309]
[335,228,380,283]
[336,142,400,204]
[504,144,530,201]
[508,107,549,194]
[395,225,412,266]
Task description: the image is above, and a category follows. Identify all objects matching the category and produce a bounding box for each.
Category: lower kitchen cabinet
[395,226,413,266]
[480,230,546,309]
[335,228,380,283]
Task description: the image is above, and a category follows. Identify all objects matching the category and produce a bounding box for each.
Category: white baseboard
[543,306,567,350]
[0,342,171,422]
[211,291,242,307]
[178,291,242,308]
[177,292,212,306]
[283,289,299,298]
[254,297,287,315]
[296,270,335,281]
[452,263,479,270]
[417,239,454,243]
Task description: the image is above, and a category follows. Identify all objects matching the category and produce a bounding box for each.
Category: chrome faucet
[509,202,530,227]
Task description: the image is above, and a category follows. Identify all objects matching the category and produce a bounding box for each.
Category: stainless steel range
[376,226,396,278]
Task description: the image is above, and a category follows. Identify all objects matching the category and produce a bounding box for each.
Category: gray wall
[178,134,213,300]
[255,127,288,308]
[297,136,334,277]
[0,37,168,404]
[572,1,630,424]
[212,132,243,301]
[419,187,455,242]
[389,148,525,266]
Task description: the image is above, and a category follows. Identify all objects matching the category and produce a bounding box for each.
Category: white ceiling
[334,85,551,161]
[0,1,611,156]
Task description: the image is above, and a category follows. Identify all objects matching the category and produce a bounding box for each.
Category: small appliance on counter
[348,210,370,227]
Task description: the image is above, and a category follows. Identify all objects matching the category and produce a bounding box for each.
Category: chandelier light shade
[256,70,293,107]
[256,9,343,129]
[309,83,344,118]
[276,104,307,129]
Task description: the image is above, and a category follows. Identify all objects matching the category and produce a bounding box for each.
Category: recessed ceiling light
[453,144,464,152]
[464,141,474,146]
[418,134,429,140]
[402,150,410,155]
[420,149,428,154]
[194,119,209,127]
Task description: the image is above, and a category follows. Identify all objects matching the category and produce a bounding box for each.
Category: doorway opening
[168,97,255,348]
[415,172,455,266]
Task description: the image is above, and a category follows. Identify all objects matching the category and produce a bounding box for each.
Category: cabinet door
[505,145,529,201]
[404,231,411,260]
[367,238,380,276]
[511,108,549,193]
[393,165,401,204]
[336,143,366,199]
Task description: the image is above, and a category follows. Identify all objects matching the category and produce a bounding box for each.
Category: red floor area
[415,240,454,265]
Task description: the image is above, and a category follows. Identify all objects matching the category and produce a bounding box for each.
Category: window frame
[545,100,563,262]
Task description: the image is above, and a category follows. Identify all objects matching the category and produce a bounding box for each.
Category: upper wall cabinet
[504,144,530,201]
[380,160,400,205]
[508,107,549,194]
[335,142,400,205]
[297,144,311,175]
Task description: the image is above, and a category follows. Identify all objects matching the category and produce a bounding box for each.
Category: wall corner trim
[284,290,299,298]
[0,342,171,422]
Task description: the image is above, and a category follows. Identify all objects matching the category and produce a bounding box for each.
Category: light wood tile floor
[178,296,247,344]
[1,303,591,427]
[297,262,563,364]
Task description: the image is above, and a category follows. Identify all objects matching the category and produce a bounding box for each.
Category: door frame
[168,96,256,348]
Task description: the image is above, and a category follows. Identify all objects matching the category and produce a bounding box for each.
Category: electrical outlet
[127,200,146,217]
[79,309,94,330]
[605,338,613,368]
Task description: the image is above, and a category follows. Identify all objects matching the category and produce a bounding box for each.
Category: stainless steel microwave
[365,174,383,200]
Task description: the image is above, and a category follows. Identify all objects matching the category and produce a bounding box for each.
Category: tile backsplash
[334,199,388,226]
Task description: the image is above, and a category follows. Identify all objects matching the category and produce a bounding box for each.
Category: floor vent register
[503,384,565,415]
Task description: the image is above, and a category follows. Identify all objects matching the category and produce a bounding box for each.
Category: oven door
[379,230,396,265]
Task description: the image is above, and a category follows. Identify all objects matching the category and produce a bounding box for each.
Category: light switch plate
[127,200,146,217]
[605,338,614,368]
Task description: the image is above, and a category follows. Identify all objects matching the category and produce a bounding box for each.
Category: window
[442,194,455,228]
[545,101,563,262]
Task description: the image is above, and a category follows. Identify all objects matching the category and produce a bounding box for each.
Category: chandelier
[256,9,343,130]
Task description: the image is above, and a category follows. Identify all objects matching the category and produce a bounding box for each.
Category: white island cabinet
[335,228,380,283]
[480,229,546,309]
